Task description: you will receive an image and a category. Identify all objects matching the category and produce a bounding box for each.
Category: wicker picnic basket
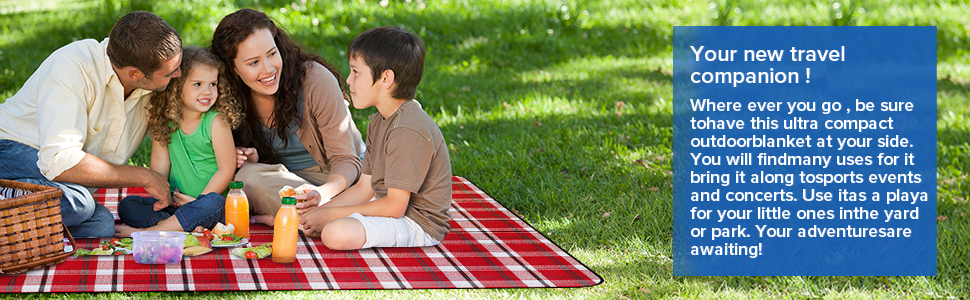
[0,179,77,274]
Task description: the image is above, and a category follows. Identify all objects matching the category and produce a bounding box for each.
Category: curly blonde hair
[147,46,243,144]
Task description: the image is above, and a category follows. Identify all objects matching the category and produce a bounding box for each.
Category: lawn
[1,0,968,299]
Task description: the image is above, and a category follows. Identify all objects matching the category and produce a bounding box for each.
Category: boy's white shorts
[347,212,441,248]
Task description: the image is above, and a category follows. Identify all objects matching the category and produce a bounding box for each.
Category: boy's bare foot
[300,223,320,238]
[114,225,142,237]
[251,214,275,226]
[248,215,320,237]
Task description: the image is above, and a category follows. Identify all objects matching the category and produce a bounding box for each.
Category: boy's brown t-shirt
[362,100,452,241]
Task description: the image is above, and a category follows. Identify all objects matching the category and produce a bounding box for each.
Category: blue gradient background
[673,26,936,276]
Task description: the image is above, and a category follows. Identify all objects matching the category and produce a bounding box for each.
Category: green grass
[2,0,969,299]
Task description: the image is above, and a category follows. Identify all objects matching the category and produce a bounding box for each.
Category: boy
[297,26,452,250]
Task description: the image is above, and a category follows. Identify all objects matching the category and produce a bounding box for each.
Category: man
[0,11,181,237]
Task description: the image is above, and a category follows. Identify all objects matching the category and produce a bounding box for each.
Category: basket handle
[62,225,77,256]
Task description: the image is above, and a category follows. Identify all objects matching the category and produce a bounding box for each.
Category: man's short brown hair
[348,26,425,100]
[107,11,181,79]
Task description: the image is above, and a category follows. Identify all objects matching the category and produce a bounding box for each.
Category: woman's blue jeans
[118,193,226,232]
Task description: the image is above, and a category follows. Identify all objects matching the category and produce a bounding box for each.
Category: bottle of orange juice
[272,196,298,263]
[225,181,250,238]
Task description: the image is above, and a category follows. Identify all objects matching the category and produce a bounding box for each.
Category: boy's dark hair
[348,26,425,100]
[107,11,182,79]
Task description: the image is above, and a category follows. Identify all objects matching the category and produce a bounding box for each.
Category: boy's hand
[235,147,258,168]
[300,207,338,236]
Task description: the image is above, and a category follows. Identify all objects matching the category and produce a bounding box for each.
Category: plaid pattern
[0,176,601,292]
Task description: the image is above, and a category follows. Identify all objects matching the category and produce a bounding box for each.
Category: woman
[210,8,364,224]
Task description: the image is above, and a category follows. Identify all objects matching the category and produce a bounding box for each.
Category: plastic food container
[132,231,186,264]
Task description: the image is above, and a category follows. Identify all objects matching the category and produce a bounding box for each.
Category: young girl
[115,46,243,237]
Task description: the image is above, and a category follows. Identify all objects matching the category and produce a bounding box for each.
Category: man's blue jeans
[118,193,225,232]
[0,140,115,237]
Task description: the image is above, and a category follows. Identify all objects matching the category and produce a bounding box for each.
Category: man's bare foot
[115,225,142,237]
[252,214,275,226]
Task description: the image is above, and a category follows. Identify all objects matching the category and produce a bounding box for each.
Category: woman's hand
[293,184,329,215]
[235,147,258,168]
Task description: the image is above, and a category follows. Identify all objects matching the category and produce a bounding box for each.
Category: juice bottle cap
[229,181,244,189]
[281,197,297,205]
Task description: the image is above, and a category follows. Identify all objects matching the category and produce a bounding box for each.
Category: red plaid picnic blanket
[0,176,601,292]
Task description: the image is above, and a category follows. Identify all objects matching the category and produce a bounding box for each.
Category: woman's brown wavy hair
[210,8,347,164]
[147,46,243,144]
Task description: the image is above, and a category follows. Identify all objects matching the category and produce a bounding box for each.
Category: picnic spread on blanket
[0,176,601,292]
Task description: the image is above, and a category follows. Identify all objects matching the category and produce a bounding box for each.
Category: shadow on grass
[927,76,969,299]
[938,130,970,173]
[0,8,113,92]
[238,1,672,114]
[672,275,961,297]
[938,78,970,96]
[936,78,970,172]
[0,1,210,93]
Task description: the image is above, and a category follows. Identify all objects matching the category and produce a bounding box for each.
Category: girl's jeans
[118,193,226,232]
